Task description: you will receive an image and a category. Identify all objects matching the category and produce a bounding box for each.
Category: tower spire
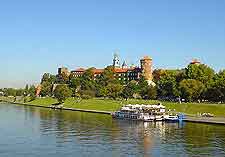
[112,51,120,68]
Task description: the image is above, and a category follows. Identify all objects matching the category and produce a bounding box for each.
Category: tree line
[0,84,36,102]
[1,63,224,104]
[39,63,225,103]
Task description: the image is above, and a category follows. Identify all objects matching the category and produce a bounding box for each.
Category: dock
[184,116,225,125]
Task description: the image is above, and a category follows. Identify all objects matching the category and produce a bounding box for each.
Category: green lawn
[1,96,225,117]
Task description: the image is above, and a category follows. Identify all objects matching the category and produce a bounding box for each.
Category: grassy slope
[1,96,225,117]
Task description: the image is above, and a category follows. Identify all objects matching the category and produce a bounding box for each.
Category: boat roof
[125,104,165,109]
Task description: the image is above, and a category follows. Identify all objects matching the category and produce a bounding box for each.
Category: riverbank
[1,97,225,125]
[1,97,225,117]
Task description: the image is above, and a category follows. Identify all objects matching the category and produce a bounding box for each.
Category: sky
[0,0,225,88]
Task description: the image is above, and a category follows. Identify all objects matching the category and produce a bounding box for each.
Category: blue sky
[0,0,225,88]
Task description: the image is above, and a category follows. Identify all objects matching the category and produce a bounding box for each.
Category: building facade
[58,54,154,83]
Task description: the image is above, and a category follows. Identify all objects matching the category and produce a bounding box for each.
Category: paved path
[1,101,225,125]
[184,116,225,125]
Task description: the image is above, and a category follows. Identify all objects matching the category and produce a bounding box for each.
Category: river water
[0,103,224,157]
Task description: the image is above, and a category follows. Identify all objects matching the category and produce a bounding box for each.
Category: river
[0,103,224,157]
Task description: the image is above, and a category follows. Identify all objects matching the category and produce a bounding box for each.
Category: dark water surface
[0,103,224,157]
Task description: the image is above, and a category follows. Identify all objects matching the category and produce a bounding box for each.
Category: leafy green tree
[179,79,205,102]
[140,85,157,100]
[41,73,56,84]
[121,80,138,100]
[82,68,95,81]
[80,90,96,99]
[95,66,116,98]
[58,72,70,84]
[157,72,180,98]
[49,75,57,84]
[29,85,36,101]
[16,89,24,96]
[24,84,29,96]
[186,64,215,86]
[69,78,81,97]
[54,84,72,103]
[205,70,225,102]
[40,81,52,96]
[3,88,17,97]
[98,66,115,86]
[80,68,96,91]
[106,83,123,100]
[41,73,51,83]
[96,85,108,98]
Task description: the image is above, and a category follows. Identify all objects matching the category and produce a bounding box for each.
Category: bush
[80,90,95,98]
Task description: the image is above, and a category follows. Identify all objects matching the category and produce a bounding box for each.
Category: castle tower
[140,56,154,85]
[190,59,201,65]
[122,60,128,69]
[113,53,120,68]
[58,67,70,76]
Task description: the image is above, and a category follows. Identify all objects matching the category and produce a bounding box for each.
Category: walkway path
[1,100,225,125]
[184,116,225,125]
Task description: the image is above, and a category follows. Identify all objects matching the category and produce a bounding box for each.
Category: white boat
[112,104,166,122]
[164,115,179,122]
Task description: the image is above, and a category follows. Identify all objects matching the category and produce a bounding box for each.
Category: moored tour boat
[112,103,166,122]
[112,104,184,123]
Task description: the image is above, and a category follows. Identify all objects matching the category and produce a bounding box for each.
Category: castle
[58,54,154,85]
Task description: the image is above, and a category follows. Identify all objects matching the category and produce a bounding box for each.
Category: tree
[96,85,108,98]
[186,64,215,86]
[41,73,50,83]
[204,70,225,102]
[29,85,36,101]
[179,79,205,102]
[24,84,29,96]
[156,72,180,99]
[41,73,56,84]
[121,80,139,100]
[69,78,81,97]
[95,66,119,98]
[40,81,52,97]
[145,85,157,100]
[5,88,16,97]
[98,66,115,86]
[54,85,72,103]
[106,83,123,100]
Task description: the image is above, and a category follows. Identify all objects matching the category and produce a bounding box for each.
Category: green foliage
[24,84,29,96]
[80,90,96,99]
[96,86,108,98]
[106,83,123,100]
[16,89,24,96]
[205,70,225,102]
[37,63,224,103]
[98,66,115,86]
[179,79,205,102]
[140,85,157,100]
[28,85,36,101]
[157,71,180,98]
[69,78,81,97]
[3,88,17,97]
[79,68,97,92]
[54,84,72,103]
[186,64,215,86]
[40,81,52,96]
[121,80,139,99]
[82,68,95,81]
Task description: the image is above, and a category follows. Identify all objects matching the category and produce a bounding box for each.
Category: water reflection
[0,103,224,157]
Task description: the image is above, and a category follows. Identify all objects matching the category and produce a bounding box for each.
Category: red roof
[113,68,136,73]
[190,59,201,64]
[71,67,140,74]
[73,68,86,72]
[93,69,104,74]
